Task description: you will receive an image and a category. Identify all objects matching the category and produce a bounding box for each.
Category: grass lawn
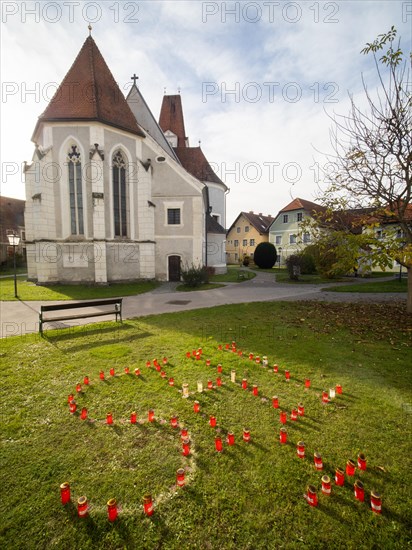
[0,278,159,301]
[324,278,408,293]
[1,301,411,549]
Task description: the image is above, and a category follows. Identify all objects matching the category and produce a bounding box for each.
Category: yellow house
[226,211,275,264]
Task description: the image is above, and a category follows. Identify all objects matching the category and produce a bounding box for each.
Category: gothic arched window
[112,150,128,237]
[67,145,84,235]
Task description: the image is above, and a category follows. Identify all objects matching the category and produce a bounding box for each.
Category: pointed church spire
[32,34,145,140]
[159,94,187,148]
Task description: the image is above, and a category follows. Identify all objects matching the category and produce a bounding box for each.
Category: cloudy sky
[1,0,410,226]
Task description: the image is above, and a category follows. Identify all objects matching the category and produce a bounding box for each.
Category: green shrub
[299,252,317,274]
[181,264,209,287]
[254,242,277,269]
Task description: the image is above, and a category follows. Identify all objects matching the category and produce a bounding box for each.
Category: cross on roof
[131,74,139,85]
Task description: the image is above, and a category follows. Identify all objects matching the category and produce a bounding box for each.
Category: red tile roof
[280,198,324,214]
[175,147,224,185]
[159,95,187,147]
[33,36,145,139]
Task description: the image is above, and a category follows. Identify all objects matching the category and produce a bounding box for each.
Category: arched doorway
[168,255,181,282]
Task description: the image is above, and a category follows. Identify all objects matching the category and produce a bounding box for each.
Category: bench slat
[42,311,118,323]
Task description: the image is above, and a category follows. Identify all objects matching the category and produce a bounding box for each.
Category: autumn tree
[313,27,412,312]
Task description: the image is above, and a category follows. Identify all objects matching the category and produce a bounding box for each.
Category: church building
[24,32,227,284]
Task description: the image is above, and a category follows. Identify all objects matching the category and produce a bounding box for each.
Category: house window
[236,227,241,233]
[303,233,311,243]
[297,212,303,222]
[289,234,296,244]
[283,214,288,223]
[250,239,255,246]
[234,239,239,247]
[243,239,247,246]
[167,208,181,225]
[275,236,281,245]
[112,150,128,237]
[245,226,249,232]
[67,145,84,235]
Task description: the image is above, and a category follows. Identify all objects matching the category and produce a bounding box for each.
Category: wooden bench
[39,298,123,335]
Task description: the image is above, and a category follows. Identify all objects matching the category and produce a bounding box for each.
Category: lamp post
[7,233,20,298]
[278,247,282,269]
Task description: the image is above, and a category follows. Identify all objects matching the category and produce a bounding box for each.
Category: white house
[24,32,227,284]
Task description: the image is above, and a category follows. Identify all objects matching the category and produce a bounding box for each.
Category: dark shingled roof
[175,147,224,185]
[206,214,226,234]
[33,36,145,139]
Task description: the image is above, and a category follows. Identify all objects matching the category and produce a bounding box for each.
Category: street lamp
[7,233,20,298]
[278,247,282,269]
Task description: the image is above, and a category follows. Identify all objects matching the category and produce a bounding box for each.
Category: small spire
[198,140,201,147]
[88,24,92,36]
[178,86,181,94]
[131,74,139,86]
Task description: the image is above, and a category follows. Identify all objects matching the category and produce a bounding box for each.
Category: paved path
[0,272,405,338]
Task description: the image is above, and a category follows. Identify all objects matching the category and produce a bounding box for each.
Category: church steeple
[32,34,145,140]
[159,95,187,148]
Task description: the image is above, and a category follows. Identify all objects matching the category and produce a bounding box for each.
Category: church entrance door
[168,255,181,282]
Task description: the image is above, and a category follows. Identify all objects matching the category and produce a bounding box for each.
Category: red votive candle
[297,403,305,416]
[336,384,342,394]
[285,370,290,380]
[60,482,70,505]
[83,376,89,385]
[69,400,77,414]
[249,353,254,360]
[130,411,137,424]
[227,432,235,446]
[370,490,382,514]
[76,383,82,393]
[80,407,87,420]
[322,391,329,403]
[168,377,174,386]
[106,412,113,425]
[68,393,74,403]
[291,409,298,421]
[170,415,178,428]
[148,409,154,422]
[272,396,279,409]
[176,468,185,487]
[218,344,222,350]
[160,371,166,378]
[357,453,367,470]
[182,438,190,456]
[243,429,250,442]
[146,360,151,367]
[163,357,167,365]
[124,367,129,374]
[242,379,248,390]
[107,498,118,522]
[135,368,141,376]
[255,356,260,364]
[207,380,213,390]
[314,452,323,470]
[305,378,311,388]
[217,364,222,373]
[181,427,188,439]
[335,467,345,486]
[77,496,88,517]
[273,364,279,373]
[143,494,154,516]
[215,436,223,452]
[297,441,305,459]
[346,459,356,476]
[306,485,318,507]
[155,363,161,371]
[109,367,115,377]
[225,343,230,350]
[354,480,365,502]
[206,359,211,366]
[99,371,105,380]
[209,415,216,427]
[280,411,287,424]
[279,427,287,444]
[321,475,331,495]
[193,401,200,413]
[216,377,222,387]
[253,385,258,396]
